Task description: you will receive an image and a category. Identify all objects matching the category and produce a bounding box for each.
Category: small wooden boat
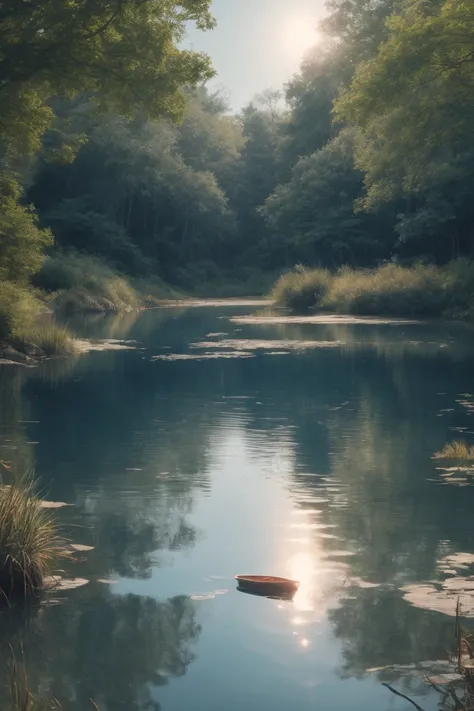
[235,575,300,596]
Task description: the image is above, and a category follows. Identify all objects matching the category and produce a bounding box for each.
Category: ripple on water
[229,315,421,326]
[151,351,254,361]
[190,339,343,351]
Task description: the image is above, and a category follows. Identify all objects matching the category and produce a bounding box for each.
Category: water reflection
[0,590,200,711]
[1,306,474,710]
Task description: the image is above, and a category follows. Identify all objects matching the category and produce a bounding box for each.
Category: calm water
[1,303,474,711]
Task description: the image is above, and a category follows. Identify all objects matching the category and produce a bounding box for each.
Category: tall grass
[38,253,140,312]
[0,474,63,598]
[271,266,332,311]
[0,282,75,356]
[270,260,474,318]
[0,283,40,343]
[25,325,75,357]
[8,652,58,711]
[434,441,474,460]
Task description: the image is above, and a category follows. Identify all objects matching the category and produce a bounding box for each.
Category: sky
[184,0,327,111]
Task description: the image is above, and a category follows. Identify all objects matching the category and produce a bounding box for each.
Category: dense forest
[2,0,474,351]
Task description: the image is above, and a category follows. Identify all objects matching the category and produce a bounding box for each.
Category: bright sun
[283,17,321,56]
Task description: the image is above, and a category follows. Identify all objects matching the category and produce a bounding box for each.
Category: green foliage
[0,0,214,167]
[40,253,139,313]
[3,0,474,320]
[263,130,390,266]
[229,104,281,263]
[0,281,75,355]
[0,177,52,284]
[0,0,217,343]
[29,102,238,282]
[271,266,332,311]
[0,282,42,342]
[41,197,151,275]
[334,0,474,256]
[0,474,63,597]
[27,325,75,357]
[325,263,448,316]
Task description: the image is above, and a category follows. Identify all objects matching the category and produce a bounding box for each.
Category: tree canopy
[2,0,474,300]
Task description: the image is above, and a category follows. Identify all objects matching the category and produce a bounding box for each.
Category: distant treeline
[2,0,474,303]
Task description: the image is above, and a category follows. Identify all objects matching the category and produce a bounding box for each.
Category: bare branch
[382,683,428,711]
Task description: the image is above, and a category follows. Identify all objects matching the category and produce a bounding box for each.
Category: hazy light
[282,16,321,57]
[300,638,311,648]
[288,551,316,612]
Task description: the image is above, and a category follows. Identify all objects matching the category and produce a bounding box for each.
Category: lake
[1,302,474,711]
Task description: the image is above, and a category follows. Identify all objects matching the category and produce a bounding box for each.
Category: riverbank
[1,253,277,361]
[270,261,474,319]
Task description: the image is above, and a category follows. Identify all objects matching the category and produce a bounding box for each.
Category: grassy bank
[1,253,274,359]
[37,252,180,313]
[0,282,75,359]
[271,261,474,318]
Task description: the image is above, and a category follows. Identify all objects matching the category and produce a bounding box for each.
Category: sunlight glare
[287,551,315,612]
[283,17,321,56]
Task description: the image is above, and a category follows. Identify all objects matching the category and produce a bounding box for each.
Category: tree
[322,0,402,61]
[262,130,389,266]
[29,100,237,279]
[0,0,215,290]
[277,50,344,176]
[335,0,474,257]
[229,103,281,264]
[0,176,52,283]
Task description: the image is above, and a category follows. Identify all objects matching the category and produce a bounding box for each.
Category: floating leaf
[44,576,89,591]
[69,544,94,552]
[56,578,89,591]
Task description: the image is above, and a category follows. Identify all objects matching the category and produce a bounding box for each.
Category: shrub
[27,324,75,356]
[324,263,446,316]
[0,475,63,598]
[0,282,41,342]
[270,260,474,318]
[38,253,139,312]
[271,266,332,311]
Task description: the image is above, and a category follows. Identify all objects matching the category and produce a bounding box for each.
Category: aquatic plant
[383,601,474,711]
[8,652,58,711]
[434,441,474,461]
[0,474,64,598]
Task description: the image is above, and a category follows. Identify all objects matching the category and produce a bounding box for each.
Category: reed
[434,441,474,460]
[0,474,64,598]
